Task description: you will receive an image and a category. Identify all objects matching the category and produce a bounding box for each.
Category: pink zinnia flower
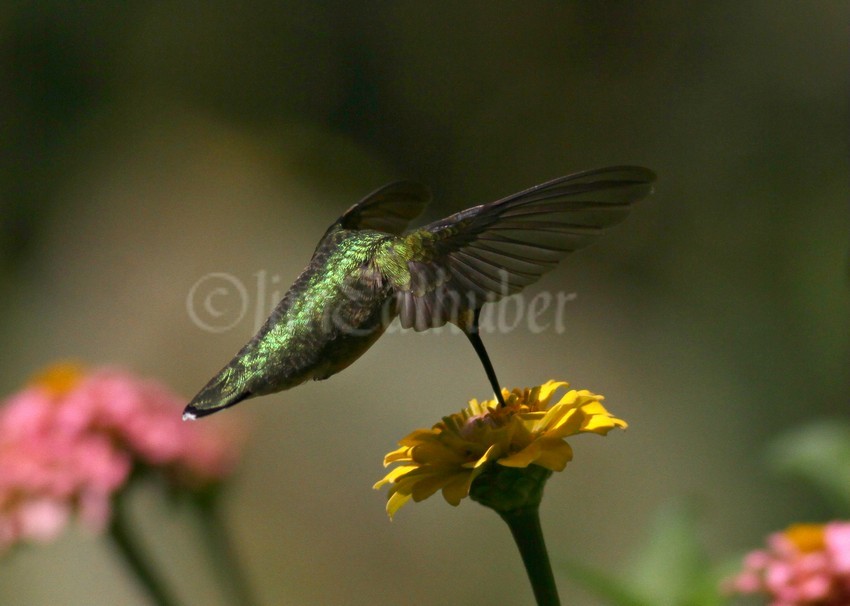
[0,363,243,553]
[725,522,850,605]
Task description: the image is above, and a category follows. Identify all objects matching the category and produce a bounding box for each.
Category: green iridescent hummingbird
[184,166,655,420]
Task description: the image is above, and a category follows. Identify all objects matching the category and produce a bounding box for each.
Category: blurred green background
[1,2,847,605]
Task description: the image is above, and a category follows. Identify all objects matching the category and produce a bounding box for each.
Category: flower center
[459,413,499,438]
[784,523,826,553]
[28,362,85,396]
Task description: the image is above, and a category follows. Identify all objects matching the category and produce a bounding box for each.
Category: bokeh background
[1,2,847,605]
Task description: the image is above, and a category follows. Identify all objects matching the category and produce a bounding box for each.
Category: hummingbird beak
[459,308,507,407]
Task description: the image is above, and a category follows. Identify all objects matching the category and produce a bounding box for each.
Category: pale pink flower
[726,522,850,605]
[14,498,71,544]
[0,363,243,553]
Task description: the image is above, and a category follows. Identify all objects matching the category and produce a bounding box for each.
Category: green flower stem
[109,493,179,606]
[469,464,559,604]
[192,488,259,606]
[500,506,561,606]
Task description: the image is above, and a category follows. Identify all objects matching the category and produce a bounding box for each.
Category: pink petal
[826,522,850,574]
[17,498,71,543]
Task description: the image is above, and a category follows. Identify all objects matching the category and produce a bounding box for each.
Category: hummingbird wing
[336,181,432,235]
[392,166,656,331]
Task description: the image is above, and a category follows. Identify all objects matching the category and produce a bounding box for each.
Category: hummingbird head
[183,366,253,420]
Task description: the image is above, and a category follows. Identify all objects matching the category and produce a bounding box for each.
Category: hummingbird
[183,166,656,420]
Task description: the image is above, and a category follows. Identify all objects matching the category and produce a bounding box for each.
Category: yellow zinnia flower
[375,380,627,518]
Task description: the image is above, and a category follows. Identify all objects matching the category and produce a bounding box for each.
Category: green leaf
[555,500,726,606]
[556,556,650,606]
[768,420,850,513]
[623,500,722,606]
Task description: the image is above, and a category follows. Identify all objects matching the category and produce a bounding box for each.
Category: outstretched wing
[392,166,656,331]
[337,181,431,234]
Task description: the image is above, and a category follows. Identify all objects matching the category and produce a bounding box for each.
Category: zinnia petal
[536,380,569,405]
[441,473,476,506]
[385,491,413,519]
